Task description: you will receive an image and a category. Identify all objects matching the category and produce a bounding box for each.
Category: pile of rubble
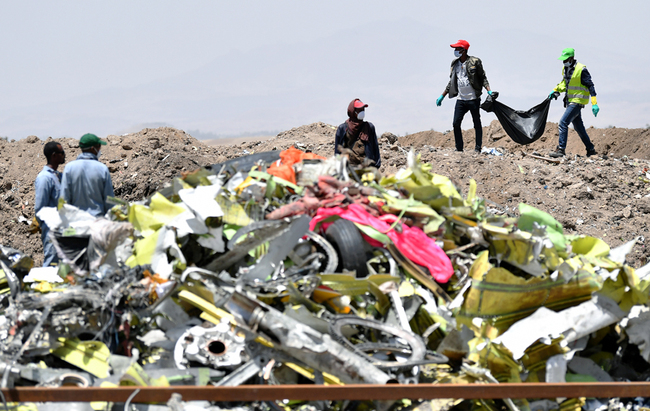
[1,147,650,410]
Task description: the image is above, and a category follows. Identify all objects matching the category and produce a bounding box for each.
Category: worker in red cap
[436,39,492,153]
[334,98,381,168]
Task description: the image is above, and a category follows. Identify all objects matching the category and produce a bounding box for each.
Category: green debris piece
[248,170,303,194]
[319,274,398,316]
[571,236,610,258]
[222,224,241,241]
[566,373,598,383]
[167,374,195,383]
[198,367,211,386]
[216,195,253,227]
[62,227,77,236]
[518,203,566,250]
[353,223,390,244]
[126,229,160,267]
[182,168,214,187]
[380,194,445,220]
[423,217,446,235]
[459,263,602,334]
[600,265,649,311]
[379,153,465,211]
[121,362,169,386]
[265,175,278,199]
[50,338,111,378]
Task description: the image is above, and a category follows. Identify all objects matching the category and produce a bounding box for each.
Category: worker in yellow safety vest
[548,48,599,158]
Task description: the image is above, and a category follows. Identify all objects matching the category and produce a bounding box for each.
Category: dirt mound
[0,128,228,265]
[402,120,650,159]
[1,121,649,267]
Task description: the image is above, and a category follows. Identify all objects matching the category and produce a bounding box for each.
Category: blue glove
[436,94,444,107]
[549,91,559,100]
[592,104,599,117]
[487,91,493,96]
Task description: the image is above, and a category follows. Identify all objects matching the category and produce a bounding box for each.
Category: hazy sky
[1,1,648,139]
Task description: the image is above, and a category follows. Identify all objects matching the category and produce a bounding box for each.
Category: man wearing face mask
[60,133,114,217]
[334,98,381,168]
[436,40,491,153]
[548,48,599,158]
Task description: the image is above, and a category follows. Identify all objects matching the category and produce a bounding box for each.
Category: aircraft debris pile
[0,147,648,410]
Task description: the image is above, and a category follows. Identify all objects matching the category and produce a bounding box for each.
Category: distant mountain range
[0,19,646,140]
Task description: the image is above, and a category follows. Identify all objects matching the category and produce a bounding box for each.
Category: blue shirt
[34,166,62,221]
[60,152,114,217]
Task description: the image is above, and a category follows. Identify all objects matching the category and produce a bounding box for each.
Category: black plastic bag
[51,232,90,273]
[481,92,551,145]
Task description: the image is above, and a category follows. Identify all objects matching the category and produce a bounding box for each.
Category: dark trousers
[558,103,595,152]
[452,98,482,151]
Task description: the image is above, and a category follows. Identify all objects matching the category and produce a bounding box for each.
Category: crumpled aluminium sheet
[494,295,625,360]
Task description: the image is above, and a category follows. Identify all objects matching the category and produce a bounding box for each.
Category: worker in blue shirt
[35,141,66,266]
[60,133,114,217]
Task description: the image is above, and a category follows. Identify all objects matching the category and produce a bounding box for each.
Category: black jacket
[444,56,490,99]
[334,122,381,168]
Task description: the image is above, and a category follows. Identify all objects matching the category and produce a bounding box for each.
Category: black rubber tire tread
[325,219,368,277]
[305,231,339,273]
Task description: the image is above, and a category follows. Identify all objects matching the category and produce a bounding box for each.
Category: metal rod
[2,383,650,403]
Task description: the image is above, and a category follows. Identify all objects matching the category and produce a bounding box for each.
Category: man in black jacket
[334,99,381,168]
[436,39,492,153]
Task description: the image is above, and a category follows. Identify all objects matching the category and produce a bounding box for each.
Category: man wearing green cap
[60,133,114,217]
[548,48,599,158]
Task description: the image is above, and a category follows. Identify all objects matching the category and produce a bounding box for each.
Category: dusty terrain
[1,121,649,267]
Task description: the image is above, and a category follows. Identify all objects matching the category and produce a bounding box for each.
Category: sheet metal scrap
[0,148,649,411]
[223,291,392,385]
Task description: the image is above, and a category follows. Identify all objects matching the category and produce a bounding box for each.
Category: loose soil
[2,121,649,267]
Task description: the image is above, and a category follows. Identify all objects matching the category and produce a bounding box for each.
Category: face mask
[356,111,365,121]
[95,149,102,159]
[454,50,463,58]
[563,60,572,67]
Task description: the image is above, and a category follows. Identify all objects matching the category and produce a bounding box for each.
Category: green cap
[79,133,107,148]
[558,47,575,61]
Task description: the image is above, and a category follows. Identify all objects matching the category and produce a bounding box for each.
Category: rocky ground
[1,121,649,267]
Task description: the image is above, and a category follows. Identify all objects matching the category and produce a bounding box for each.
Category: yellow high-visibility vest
[555,62,590,105]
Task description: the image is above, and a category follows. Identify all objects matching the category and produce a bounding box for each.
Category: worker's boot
[549,147,565,158]
[586,148,598,157]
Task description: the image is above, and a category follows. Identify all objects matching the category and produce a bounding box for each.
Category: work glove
[436,94,444,106]
[592,104,599,117]
[487,90,493,96]
[549,91,560,100]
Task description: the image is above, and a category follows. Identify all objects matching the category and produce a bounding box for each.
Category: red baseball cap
[450,40,470,50]
[353,99,368,109]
